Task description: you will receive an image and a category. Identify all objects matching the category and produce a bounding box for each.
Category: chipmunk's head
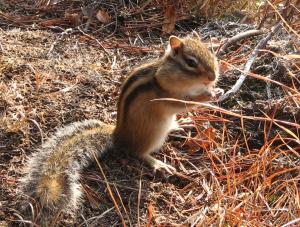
[166,34,219,82]
[156,34,219,97]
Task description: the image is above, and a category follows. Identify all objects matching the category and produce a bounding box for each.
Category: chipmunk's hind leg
[143,154,176,174]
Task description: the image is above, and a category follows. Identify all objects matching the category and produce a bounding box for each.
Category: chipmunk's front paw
[189,90,213,102]
[212,88,224,99]
[171,117,195,133]
[191,88,224,102]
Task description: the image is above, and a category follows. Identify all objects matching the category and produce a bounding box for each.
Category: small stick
[48,28,73,55]
[217,29,265,56]
[78,26,110,57]
[218,22,282,102]
[28,118,44,144]
[266,73,273,99]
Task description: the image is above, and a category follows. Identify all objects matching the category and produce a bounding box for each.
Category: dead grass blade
[92,152,127,227]
[152,98,300,129]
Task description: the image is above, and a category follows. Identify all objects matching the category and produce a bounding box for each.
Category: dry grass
[0,0,299,226]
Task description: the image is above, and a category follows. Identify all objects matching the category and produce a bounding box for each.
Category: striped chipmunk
[20,34,219,221]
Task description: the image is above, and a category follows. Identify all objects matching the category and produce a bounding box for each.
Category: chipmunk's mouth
[207,71,216,81]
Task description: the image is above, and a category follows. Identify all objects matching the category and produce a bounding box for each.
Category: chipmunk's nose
[207,71,216,81]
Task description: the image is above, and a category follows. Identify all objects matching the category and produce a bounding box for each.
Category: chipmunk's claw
[152,159,176,175]
[144,155,176,175]
[171,117,195,133]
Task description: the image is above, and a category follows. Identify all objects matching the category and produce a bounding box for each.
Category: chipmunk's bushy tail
[20,119,114,220]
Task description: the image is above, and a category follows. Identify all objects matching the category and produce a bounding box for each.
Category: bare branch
[217,29,265,56]
[78,26,110,57]
[219,22,282,102]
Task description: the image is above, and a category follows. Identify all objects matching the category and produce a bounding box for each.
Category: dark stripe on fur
[165,56,198,77]
[122,77,165,122]
[117,63,159,123]
[121,67,154,97]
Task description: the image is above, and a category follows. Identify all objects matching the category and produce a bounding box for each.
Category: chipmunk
[20,34,219,222]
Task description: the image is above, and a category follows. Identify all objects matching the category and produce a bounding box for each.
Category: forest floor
[0,1,299,226]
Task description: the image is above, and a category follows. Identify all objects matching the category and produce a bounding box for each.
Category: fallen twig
[282,217,300,227]
[217,29,265,56]
[48,28,73,55]
[78,26,110,57]
[218,22,282,102]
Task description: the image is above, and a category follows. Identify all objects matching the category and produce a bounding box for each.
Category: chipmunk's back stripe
[120,67,154,100]
[117,63,159,124]
[118,76,165,124]
[122,79,155,121]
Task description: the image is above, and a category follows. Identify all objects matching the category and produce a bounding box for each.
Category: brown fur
[113,34,219,166]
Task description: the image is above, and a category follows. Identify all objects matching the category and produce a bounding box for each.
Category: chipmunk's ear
[169,35,182,56]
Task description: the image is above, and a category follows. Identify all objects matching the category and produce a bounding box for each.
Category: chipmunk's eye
[184,57,198,68]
